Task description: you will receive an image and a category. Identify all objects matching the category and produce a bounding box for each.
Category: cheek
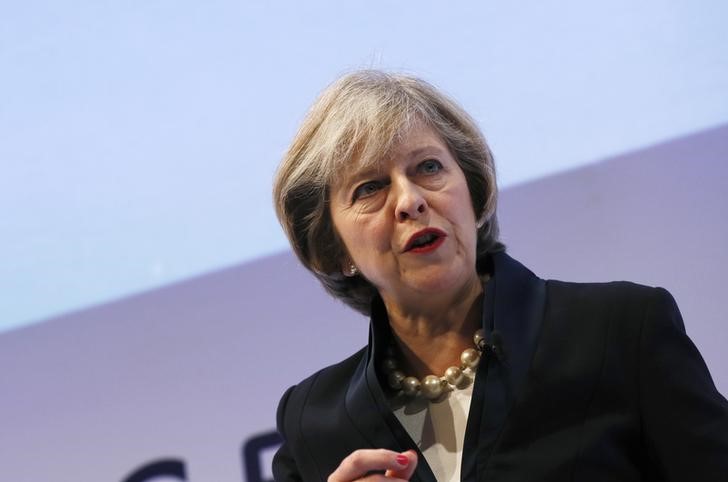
[358,217,392,256]
[331,211,360,261]
[455,219,478,254]
[338,214,391,260]
[445,194,479,252]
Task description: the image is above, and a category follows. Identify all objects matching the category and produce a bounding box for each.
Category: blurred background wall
[1,1,726,481]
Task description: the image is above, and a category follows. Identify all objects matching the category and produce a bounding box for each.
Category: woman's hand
[328,449,418,482]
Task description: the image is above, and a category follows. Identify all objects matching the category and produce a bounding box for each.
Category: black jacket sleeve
[639,288,728,481]
[272,385,303,482]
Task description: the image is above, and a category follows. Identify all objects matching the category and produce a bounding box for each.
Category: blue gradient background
[2,0,727,332]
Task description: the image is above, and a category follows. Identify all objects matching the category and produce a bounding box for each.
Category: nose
[394,179,427,222]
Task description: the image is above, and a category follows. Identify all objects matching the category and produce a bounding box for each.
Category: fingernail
[396,454,409,466]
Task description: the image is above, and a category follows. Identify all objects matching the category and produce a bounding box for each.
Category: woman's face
[329,123,480,310]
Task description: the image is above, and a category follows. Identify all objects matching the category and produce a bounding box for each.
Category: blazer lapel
[345,298,438,482]
[491,252,547,418]
[463,252,547,479]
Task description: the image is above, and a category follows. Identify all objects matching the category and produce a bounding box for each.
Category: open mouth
[404,228,447,253]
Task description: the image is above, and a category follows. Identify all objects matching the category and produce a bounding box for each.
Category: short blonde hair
[273,70,503,315]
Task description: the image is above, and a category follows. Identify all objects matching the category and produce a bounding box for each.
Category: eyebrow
[406,145,446,159]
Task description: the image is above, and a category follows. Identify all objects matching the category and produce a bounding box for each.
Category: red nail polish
[396,454,409,466]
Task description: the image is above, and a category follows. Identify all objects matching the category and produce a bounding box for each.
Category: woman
[271,71,728,482]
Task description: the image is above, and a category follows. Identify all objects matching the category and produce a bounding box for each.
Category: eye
[352,180,384,202]
[418,159,443,175]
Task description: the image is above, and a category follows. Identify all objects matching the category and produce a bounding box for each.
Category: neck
[381,274,485,378]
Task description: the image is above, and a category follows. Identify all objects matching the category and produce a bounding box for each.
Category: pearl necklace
[382,329,487,400]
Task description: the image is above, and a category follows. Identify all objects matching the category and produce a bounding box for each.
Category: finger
[384,450,418,480]
[365,476,409,482]
[328,449,411,482]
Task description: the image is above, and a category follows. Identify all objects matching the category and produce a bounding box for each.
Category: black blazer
[273,253,728,481]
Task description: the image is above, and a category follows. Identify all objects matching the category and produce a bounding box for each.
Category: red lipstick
[403,228,447,254]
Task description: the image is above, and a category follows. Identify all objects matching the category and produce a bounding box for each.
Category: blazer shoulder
[542,280,678,348]
[274,347,368,482]
[276,346,367,432]
[285,346,367,401]
[547,278,658,298]
[545,279,668,315]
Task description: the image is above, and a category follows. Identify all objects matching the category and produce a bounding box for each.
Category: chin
[407,268,471,294]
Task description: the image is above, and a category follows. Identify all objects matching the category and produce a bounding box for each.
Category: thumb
[384,450,418,479]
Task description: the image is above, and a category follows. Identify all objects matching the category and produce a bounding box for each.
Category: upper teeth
[412,233,437,247]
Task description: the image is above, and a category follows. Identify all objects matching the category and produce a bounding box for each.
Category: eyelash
[351,159,443,202]
[352,180,386,202]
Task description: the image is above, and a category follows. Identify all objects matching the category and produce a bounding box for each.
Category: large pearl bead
[388,370,405,390]
[461,348,481,369]
[444,366,464,386]
[402,376,421,396]
[473,329,486,350]
[421,375,443,400]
